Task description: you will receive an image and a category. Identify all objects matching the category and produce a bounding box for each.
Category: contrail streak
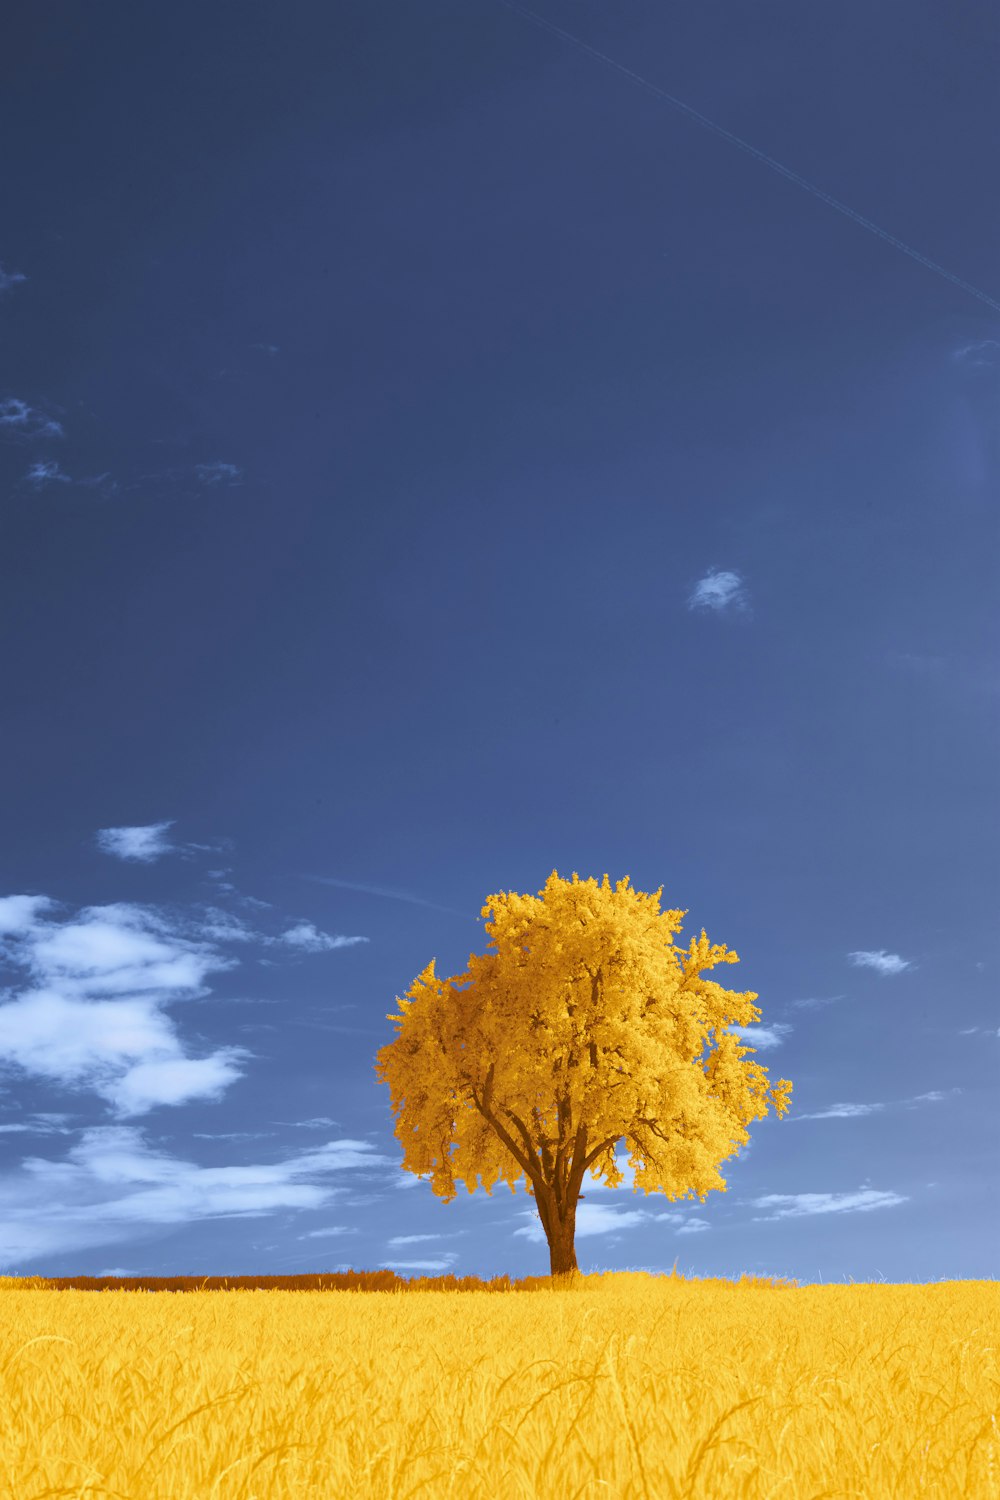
[299,874,477,921]
[493,0,1000,317]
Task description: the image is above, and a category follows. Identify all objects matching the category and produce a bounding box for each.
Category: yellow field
[0,1272,996,1499]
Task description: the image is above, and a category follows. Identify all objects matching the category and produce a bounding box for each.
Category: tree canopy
[374,871,793,1279]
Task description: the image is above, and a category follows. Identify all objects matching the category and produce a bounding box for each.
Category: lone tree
[374,871,792,1281]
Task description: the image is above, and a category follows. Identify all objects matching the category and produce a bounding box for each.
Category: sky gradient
[0,0,997,1286]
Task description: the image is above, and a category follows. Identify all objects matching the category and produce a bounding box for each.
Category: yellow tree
[374,871,792,1281]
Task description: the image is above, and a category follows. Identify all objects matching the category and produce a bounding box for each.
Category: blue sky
[0,0,996,1286]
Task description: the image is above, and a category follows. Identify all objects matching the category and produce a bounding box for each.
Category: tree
[374,871,793,1282]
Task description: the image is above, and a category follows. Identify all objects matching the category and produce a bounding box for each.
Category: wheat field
[0,1272,996,1499]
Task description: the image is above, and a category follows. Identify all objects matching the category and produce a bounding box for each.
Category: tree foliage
[374,871,792,1277]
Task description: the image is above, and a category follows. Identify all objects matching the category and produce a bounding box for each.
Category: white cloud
[194,462,243,486]
[279,921,369,954]
[0,878,374,1125]
[0,898,245,1117]
[0,265,26,296]
[0,895,55,935]
[749,1188,907,1220]
[0,398,63,441]
[731,1023,792,1050]
[104,1056,246,1115]
[26,904,226,998]
[687,567,750,614]
[0,1126,395,1268]
[0,990,191,1078]
[848,949,914,976]
[95,822,177,863]
[25,460,71,488]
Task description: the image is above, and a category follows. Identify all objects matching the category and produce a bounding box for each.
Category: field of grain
[0,1272,996,1499]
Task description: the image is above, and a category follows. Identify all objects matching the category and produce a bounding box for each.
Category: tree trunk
[548,1220,579,1279]
[536,1184,581,1283]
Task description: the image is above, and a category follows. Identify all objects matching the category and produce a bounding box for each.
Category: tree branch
[581,1136,618,1172]
[503,1107,545,1180]
[469,1065,541,1184]
[567,1120,589,1199]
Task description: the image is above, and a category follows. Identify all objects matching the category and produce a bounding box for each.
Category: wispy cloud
[77,472,119,495]
[296,1225,359,1240]
[788,994,845,1011]
[194,462,243,486]
[749,1188,907,1220]
[0,1125,394,1269]
[952,338,1000,368]
[510,1153,716,1243]
[382,1256,462,1274]
[275,1117,341,1130]
[687,567,751,615]
[514,1201,652,1242]
[196,908,258,944]
[96,822,178,864]
[204,870,269,909]
[385,1233,449,1247]
[191,1130,276,1142]
[251,343,279,356]
[96,822,225,864]
[884,649,999,700]
[0,398,63,441]
[279,921,369,954]
[0,1114,74,1137]
[791,1088,958,1122]
[795,1102,884,1120]
[24,460,71,488]
[171,899,370,963]
[0,265,26,296]
[126,462,244,495]
[848,949,914,976]
[95,860,369,960]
